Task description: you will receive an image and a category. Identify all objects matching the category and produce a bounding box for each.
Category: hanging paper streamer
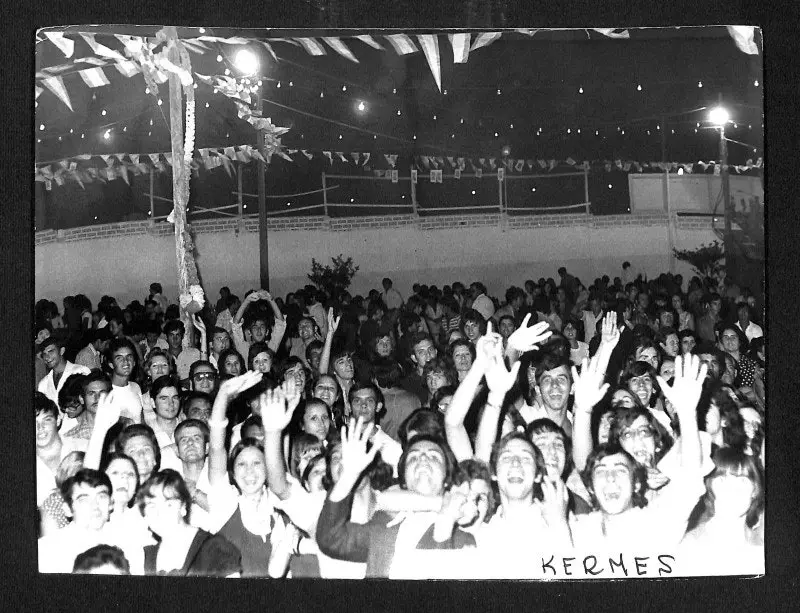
[78,67,110,88]
[294,38,327,56]
[470,32,501,52]
[43,31,75,58]
[80,33,127,61]
[322,37,359,63]
[417,34,442,92]
[41,75,73,110]
[592,28,630,39]
[385,34,418,55]
[356,35,384,50]
[726,26,759,55]
[449,33,470,63]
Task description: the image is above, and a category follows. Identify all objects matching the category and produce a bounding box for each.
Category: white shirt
[110,381,145,423]
[381,288,404,311]
[37,362,91,410]
[38,522,144,575]
[471,294,495,321]
[582,309,604,344]
[36,438,85,507]
[736,320,764,343]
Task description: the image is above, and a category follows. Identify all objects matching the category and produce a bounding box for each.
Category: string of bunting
[34,148,762,190]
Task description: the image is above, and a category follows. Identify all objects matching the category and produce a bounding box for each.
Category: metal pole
[497,173,503,215]
[236,162,243,220]
[257,129,269,290]
[665,170,675,273]
[583,165,590,214]
[721,123,733,278]
[411,174,418,215]
[322,172,328,217]
[149,165,155,224]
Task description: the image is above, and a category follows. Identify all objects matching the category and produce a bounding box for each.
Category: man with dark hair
[231,289,286,365]
[148,282,168,316]
[381,277,404,311]
[74,327,112,371]
[581,293,605,345]
[215,286,232,318]
[163,319,202,385]
[189,360,218,397]
[173,418,213,530]
[73,544,131,574]
[208,326,231,370]
[183,391,213,423]
[215,293,241,335]
[493,286,525,325]
[39,468,144,574]
[469,281,495,321]
[347,383,402,471]
[37,336,91,410]
[371,357,421,443]
[400,332,437,405]
[696,293,722,344]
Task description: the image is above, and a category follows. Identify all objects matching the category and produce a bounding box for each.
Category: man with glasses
[189,361,218,397]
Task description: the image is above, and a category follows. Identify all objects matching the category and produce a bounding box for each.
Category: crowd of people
[34,266,766,578]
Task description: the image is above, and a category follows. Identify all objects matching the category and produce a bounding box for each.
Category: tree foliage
[673,240,725,280]
[307,254,359,297]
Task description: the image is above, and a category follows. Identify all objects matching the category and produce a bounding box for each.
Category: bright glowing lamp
[709,106,730,127]
[234,49,259,76]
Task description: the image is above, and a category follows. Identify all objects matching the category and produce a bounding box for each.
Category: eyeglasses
[619,427,654,442]
[193,372,216,381]
[593,465,632,480]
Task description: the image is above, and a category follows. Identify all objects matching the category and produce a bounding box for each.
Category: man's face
[591,453,635,515]
[412,339,437,370]
[562,322,577,341]
[495,437,538,501]
[109,320,124,338]
[185,398,212,422]
[498,318,516,340]
[82,380,110,416]
[635,347,659,370]
[333,355,354,380]
[166,329,183,351]
[211,332,230,355]
[681,335,696,354]
[627,372,654,407]
[35,412,59,448]
[659,311,674,328]
[720,329,741,355]
[223,355,242,376]
[175,425,208,463]
[709,299,722,316]
[249,320,268,344]
[154,385,181,420]
[698,353,721,380]
[404,440,447,496]
[298,319,315,341]
[637,293,649,309]
[628,287,638,302]
[659,360,676,381]
[191,365,217,394]
[463,319,481,342]
[375,335,393,357]
[469,284,480,298]
[532,431,567,479]
[662,334,679,357]
[145,303,155,318]
[68,483,112,531]
[425,371,449,395]
[62,398,84,420]
[308,347,323,372]
[618,415,656,467]
[111,347,136,379]
[350,388,381,424]
[535,365,572,412]
[41,344,64,371]
[123,435,157,483]
[590,298,602,314]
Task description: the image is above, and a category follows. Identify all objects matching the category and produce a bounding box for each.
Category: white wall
[629,174,763,213]
[35,214,718,308]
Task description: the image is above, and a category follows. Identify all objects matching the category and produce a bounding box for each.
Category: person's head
[397,434,457,496]
[280,357,309,393]
[382,277,393,291]
[490,432,545,505]
[313,374,341,408]
[409,332,437,371]
[422,358,457,398]
[136,469,192,536]
[219,348,246,377]
[149,375,181,421]
[306,340,325,373]
[106,337,139,382]
[348,383,385,425]
[241,414,264,443]
[149,282,163,296]
[460,309,487,342]
[398,409,445,448]
[117,424,161,484]
[55,451,85,493]
[609,406,669,468]
[227,438,267,495]
[297,316,317,342]
[530,352,573,412]
[58,374,87,420]
[300,453,328,493]
[739,405,763,448]
[430,385,456,416]
[452,459,495,528]
[295,399,332,442]
[331,348,355,381]
[189,360,218,395]
[448,339,476,373]
[621,361,659,409]
[211,327,231,355]
[717,323,748,356]
[174,418,209,465]
[101,452,139,509]
[35,391,60,448]
[706,292,722,316]
[505,286,525,310]
[703,447,764,528]
[659,358,676,382]
[696,344,724,381]
[372,328,396,359]
[371,357,404,390]
[290,432,324,479]
[60,469,113,531]
[633,339,661,370]
[246,315,270,345]
[163,319,185,351]
[73,544,131,575]
[143,348,173,385]
[106,308,126,339]
[526,419,572,481]
[39,337,66,371]
[247,342,274,375]
[736,302,753,326]
[678,329,698,355]
[582,444,647,515]
[561,317,581,343]
[497,315,517,341]
[671,293,687,313]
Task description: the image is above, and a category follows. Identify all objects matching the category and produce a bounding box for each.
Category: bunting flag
[301,150,313,160]
[470,32,501,52]
[323,37,359,63]
[78,67,110,88]
[115,60,140,78]
[458,158,466,170]
[566,157,576,166]
[489,158,497,170]
[356,35,384,50]
[35,85,44,99]
[476,168,483,178]
[549,160,557,170]
[385,154,398,168]
[294,38,327,56]
[374,170,384,177]
[74,57,108,66]
[448,33,470,63]
[726,26,759,55]
[385,34,418,55]
[417,34,442,92]
[582,161,590,171]
[515,159,525,172]
[335,152,347,162]
[362,153,370,165]
[623,162,633,172]
[498,168,505,181]
[80,33,127,61]
[478,158,486,168]
[43,31,75,58]
[323,151,333,164]
[351,152,360,164]
[446,157,455,167]
[391,170,399,183]
[526,160,534,170]
[592,28,630,39]
[261,41,278,62]
[420,155,430,169]
[41,75,73,110]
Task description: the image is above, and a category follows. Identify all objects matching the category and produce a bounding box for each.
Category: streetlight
[233,49,259,76]
[710,103,733,277]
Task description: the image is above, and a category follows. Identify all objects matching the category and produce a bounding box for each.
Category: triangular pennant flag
[261,41,278,63]
[537,159,546,169]
[488,158,497,170]
[458,158,466,170]
[43,31,75,58]
[420,155,430,169]
[288,149,298,155]
[515,28,540,36]
[375,170,384,177]
[416,34,441,92]
[223,147,236,160]
[615,159,623,169]
[41,76,72,111]
[335,152,347,162]
[526,160,534,170]
[79,67,110,88]
[100,154,113,167]
[114,154,127,164]
[301,150,313,160]
[726,26,759,55]
[80,33,127,61]
[548,160,557,171]
[119,165,130,184]
[164,153,173,166]
[435,157,444,167]
[294,38,327,56]
[478,158,486,167]
[454,168,461,179]
[351,152,360,164]
[323,151,332,164]
[604,162,613,172]
[356,35,384,50]
[504,159,514,171]
[148,153,160,165]
[446,156,455,167]
[220,156,234,177]
[623,162,632,172]
[633,162,642,172]
[362,152,370,165]
[566,157,576,166]
[322,37,359,63]
[592,28,630,39]
[385,34,418,55]
[683,164,694,174]
[129,154,139,164]
[515,159,525,171]
[113,34,144,54]
[448,33,470,63]
[105,166,117,181]
[250,149,266,163]
[35,85,44,99]
[470,32,501,52]
[114,60,139,78]
[384,154,398,168]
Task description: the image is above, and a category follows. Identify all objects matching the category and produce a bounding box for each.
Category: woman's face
[304,458,327,493]
[148,357,170,381]
[426,371,449,396]
[233,446,267,496]
[252,351,272,374]
[709,473,755,519]
[153,386,181,420]
[739,407,762,441]
[562,323,577,341]
[618,415,656,468]
[142,484,186,537]
[451,345,473,372]
[404,440,447,496]
[303,402,331,441]
[106,457,138,507]
[611,389,637,409]
[495,438,539,502]
[436,395,453,415]
[681,335,696,354]
[313,376,338,407]
[635,347,659,370]
[223,354,242,376]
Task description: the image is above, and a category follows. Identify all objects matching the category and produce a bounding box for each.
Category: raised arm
[208,371,264,487]
[504,313,553,365]
[443,340,487,462]
[318,308,341,376]
[261,381,301,500]
[83,390,121,470]
[233,291,259,325]
[193,315,208,361]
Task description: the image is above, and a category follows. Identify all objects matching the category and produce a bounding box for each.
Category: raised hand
[484,339,521,396]
[646,467,671,491]
[260,386,294,433]
[95,390,121,431]
[475,321,503,366]
[339,416,379,478]
[217,370,263,401]
[507,313,553,353]
[193,314,206,335]
[439,482,475,524]
[599,311,623,348]
[326,307,342,337]
[281,377,301,413]
[537,477,569,527]
[571,355,611,414]
[656,354,707,416]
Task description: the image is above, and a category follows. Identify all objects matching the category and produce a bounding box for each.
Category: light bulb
[494,132,498,137]
[224,69,230,75]
[216,54,223,62]
[608,184,612,189]
[433,115,437,120]
[277,82,281,88]
[157,99,163,106]
[392,88,396,94]
[39,124,44,130]
[567,128,571,134]
[497,89,501,95]
[579,87,584,93]
[471,190,476,195]
[320,92,324,98]
[698,81,703,88]
[397,110,401,116]
[145,87,150,94]
[205,102,209,108]
[342,85,347,91]
[199,28,205,33]
[637,84,642,91]
[289,81,293,86]
[101,109,107,116]
[754,79,759,86]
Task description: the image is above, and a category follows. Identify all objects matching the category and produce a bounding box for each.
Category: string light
[748,124,752,129]
[198,28,205,33]
[101,109,107,116]
[374,135,377,139]
[123,126,127,132]
[277,81,281,88]
[754,79,759,87]
[357,101,366,112]
[81,133,85,139]
[696,122,700,127]
[694,128,698,133]
[69,129,73,134]
[734,123,738,128]
[216,54,223,62]
[494,132,499,137]
[257,80,263,86]
[148,131,151,136]
[510,124,514,129]
[497,89,501,95]
[193,83,198,89]
[621,129,625,135]
[342,85,347,91]
[433,115,437,120]
[205,102,209,108]
[289,81,293,86]
[608,184,613,189]
[647,130,651,135]
[145,87,150,94]
[471,190,476,195]
[567,128,571,134]
[392,88,396,94]
[579,87,584,94]
[698,81,703,88]
[103,130,111,140]
[460,118,464,124]
[637,84,642,91]
[531,188,536,192]
[656,125,660,130]
[339,134,343,139]
[577,128,581,134]
[224,68,230,75]
[671,129,675,134]
[150,119,154,126]
[413,135,417,140]
[157,99,163,106]
[443,89,447,95]
[320,92,324,98]
[451,134,455,138]
[397,110,401,116]
[595,130,599,136]
[37,138,41,143]
[39,124,45,130]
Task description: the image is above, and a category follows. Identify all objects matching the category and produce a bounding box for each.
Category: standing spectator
[381,277,404,311]
[37,337,91,411]
[469,282,495,321]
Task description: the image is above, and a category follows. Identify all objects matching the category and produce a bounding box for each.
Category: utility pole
[718,93,733,279]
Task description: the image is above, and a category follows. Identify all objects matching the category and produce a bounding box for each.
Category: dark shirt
[399,371,428,405]
[144,529,241,577]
